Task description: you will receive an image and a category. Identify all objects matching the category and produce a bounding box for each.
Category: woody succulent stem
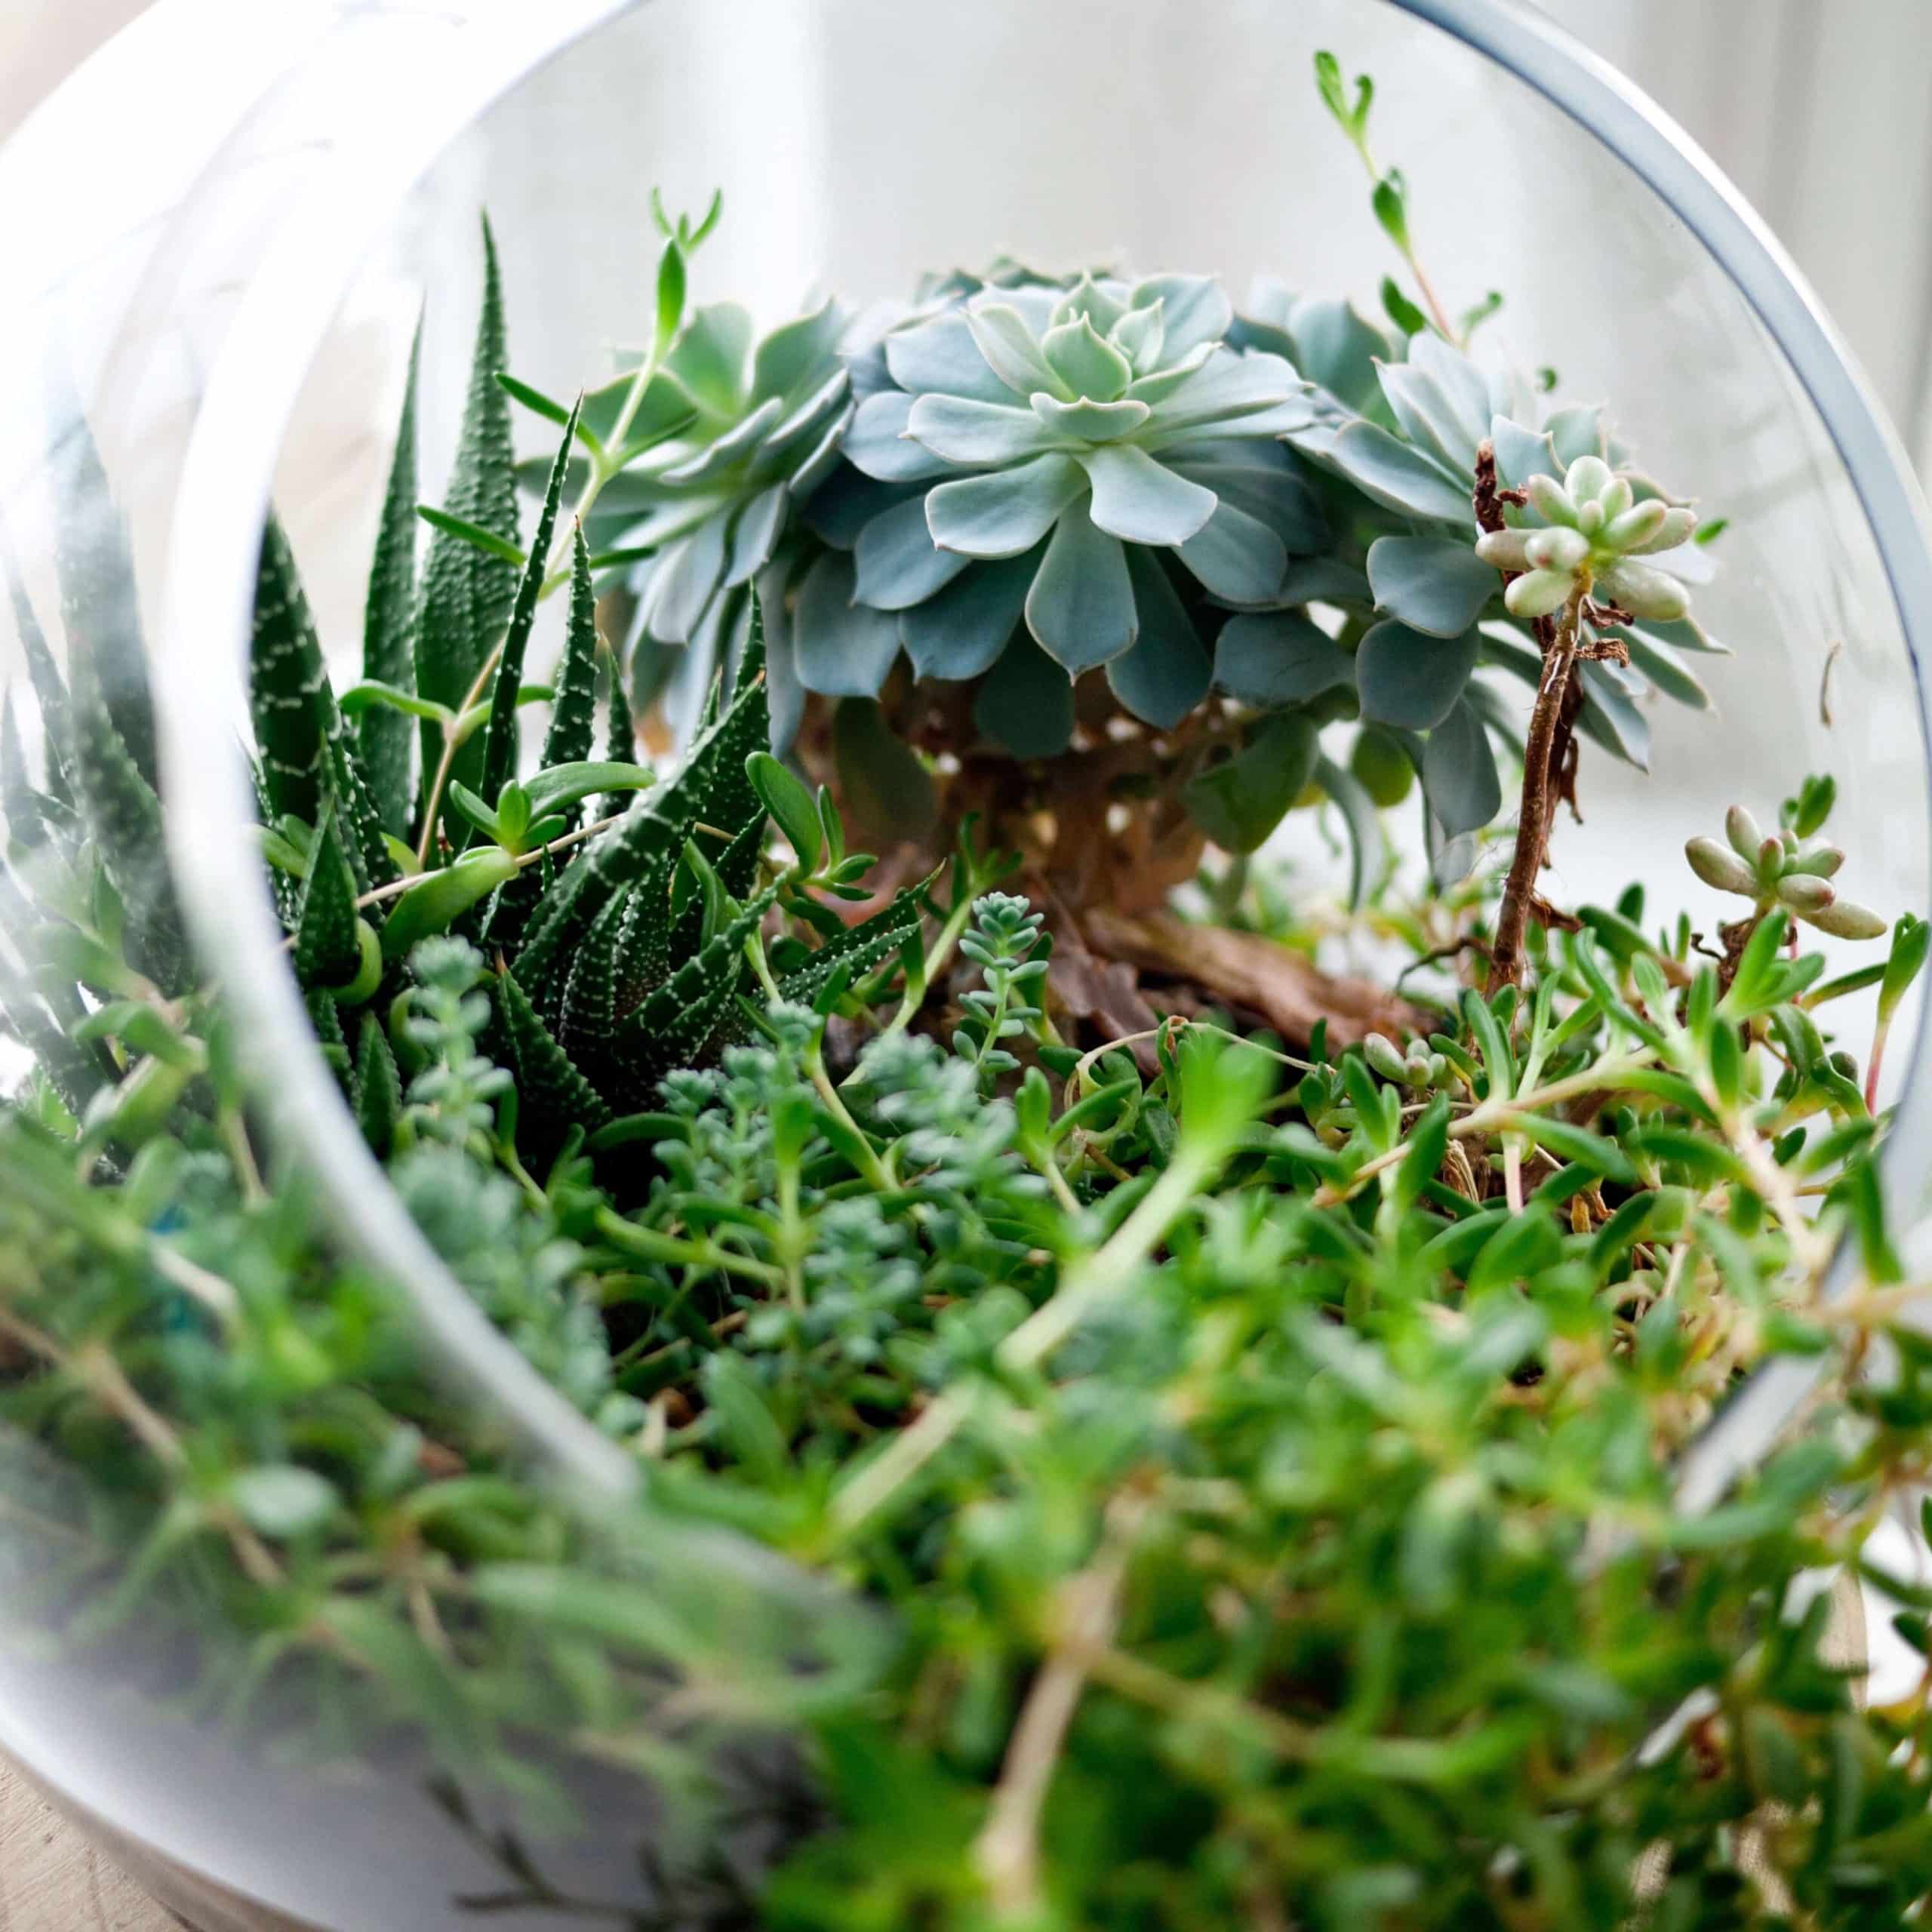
[1493,587,1584,989]
[1475,440,1574,990]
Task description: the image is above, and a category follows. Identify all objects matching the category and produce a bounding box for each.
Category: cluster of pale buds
[1475,454,1697,623]
[1685,804,1886,940]
[1364,1032,1451,1090]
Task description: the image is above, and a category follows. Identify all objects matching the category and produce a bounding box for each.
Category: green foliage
[9,147,1932,1932]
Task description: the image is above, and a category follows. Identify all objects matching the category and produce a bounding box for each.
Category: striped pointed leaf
[415,220,519,835]
[354,1011,403,1157]
[497,958,614,1146]
[294,812,362,991]
[614,884,778,1081]
[251,515,397,891]
[774,888,925,1010]
[475,398,582,828]
[51,400,156,787]
[561,885,632,1064]
[64,639,187,993]
[359,320,421,835]
[537,527,601,808]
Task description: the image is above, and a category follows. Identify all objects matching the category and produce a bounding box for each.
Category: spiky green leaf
[415,220,520,835]
[354,1011,402,1157]
[497,959,614,1145]
[294,813,361,991]
[360,320,422,834]
[475,399,582,831]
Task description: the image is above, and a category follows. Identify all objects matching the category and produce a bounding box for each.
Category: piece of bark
[1081,908,1427,1049]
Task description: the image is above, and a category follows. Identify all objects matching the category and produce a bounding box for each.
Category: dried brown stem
[1474,440,1593,991]
[1491,598,1583,989]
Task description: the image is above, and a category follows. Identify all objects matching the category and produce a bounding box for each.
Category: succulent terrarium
[5,5,1932,1930]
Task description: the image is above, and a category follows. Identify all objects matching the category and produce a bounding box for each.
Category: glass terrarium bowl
[0,2,1927,1926]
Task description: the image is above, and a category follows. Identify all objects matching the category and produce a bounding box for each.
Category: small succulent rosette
[1687,803,1887,941]
[581,299,854,740]
[1474,454,1695,623]
[792,271,1324,756]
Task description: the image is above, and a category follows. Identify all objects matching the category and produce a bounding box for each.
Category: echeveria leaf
[1286,295,1386,409]
[792,549,903,697]
[1406,334,1494,457]
[1420,697,1501,836]
[724,481,789,588]
[974,632,1075,759]
[1042,316,1132,401]
[900,552,1038,682]
[884,311,1014,405]
[752,298,848,402]
[1214,611,1352,707]
[1029,395,1151,442]
[1366,535,1499,638]
[1543,403,1607,466]
[843,391,954,482]
[1025,498,1136,672]
[964,302,1066,399]
[1169,459,1324,555]
[1108,549,1212,728]
[1314,752,1384,908]
[853,496,974,611]
[1356,620,1480,731]
[1577,660,1652,770]
[925,454,1084,559]
[1317,420,1471,522]
[664,303,752,417]
[1079,445,1217,547]
[1490,416,1561,491]
[1615,627,1712,711]
[638,515,727,645]
[833,697,939,846]
[1377,362,1481,473]
[908,395,1060,465]
[1183,710,1318,854]
[1132,275,1235,360]
[1174,498,1287,605]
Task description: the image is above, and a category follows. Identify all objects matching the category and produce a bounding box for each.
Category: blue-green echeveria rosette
[1230,279,1718,864]
[792,272,1325,750]
[583,298,853,739]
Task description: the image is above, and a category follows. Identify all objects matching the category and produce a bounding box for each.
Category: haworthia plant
[415,218,519,835]
[359,319,421,835]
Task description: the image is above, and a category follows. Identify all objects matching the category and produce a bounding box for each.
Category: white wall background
[9,1,1932,468]
[1540,0,1932,480]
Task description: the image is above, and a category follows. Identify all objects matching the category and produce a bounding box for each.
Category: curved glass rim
[33,0,1927,1509]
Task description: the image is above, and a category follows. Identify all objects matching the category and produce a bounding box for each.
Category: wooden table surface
[0,1757,175,1932]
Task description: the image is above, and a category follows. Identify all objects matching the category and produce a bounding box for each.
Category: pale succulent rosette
[1473,454,1694,621]
[1687,804,1887,941]
[584,299,853,737]
[790,272,1323,754]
